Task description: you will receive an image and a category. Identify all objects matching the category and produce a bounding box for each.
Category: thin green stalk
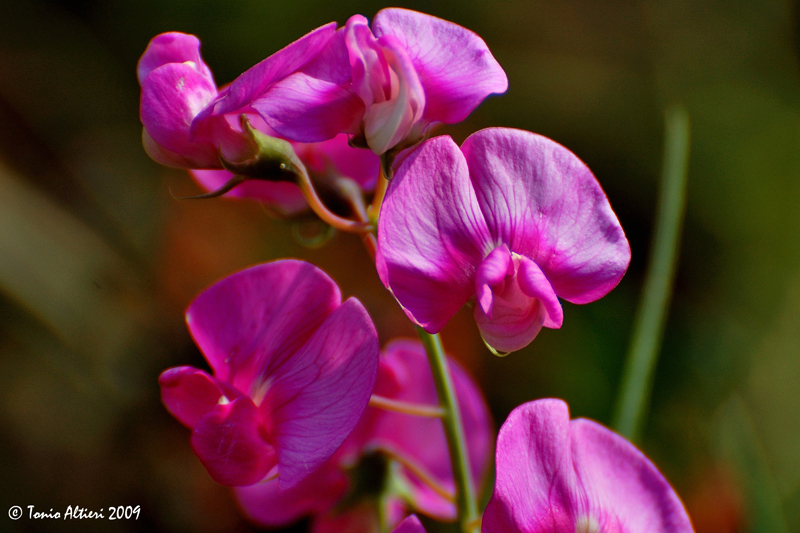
[416,327,480,533]
[612,105,690,443]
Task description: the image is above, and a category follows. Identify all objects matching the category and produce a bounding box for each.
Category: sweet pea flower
[223,8,508,155]
[482,399,694,533]
[234,339,492,531]
[138,25,336,169]
[376,128,631,354]
[159,260,379,488]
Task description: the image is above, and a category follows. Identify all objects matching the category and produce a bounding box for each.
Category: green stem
[415,327,480,533]
[612,105,691,442]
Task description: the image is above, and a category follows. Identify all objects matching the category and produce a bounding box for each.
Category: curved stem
[415,327,479,533]
[367,171,390,225]
[369,394,445,418]
[378,446,455,504]
[612,105,690,442]
[296,168,373,233]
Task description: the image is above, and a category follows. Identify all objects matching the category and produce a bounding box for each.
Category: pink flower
[376,128,631,354]
[138,31,378,214]
[234,339,492,531]
[159,260,379,488]
[482,399,694,533]
[229,8,508,155]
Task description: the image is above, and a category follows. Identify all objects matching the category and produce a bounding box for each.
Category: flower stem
[415,327,480,533]
[369,394,446,418]
[612,105,690,443]
[296,167,374,233]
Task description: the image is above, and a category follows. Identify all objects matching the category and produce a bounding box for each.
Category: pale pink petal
[234,462,348,527]
[475,244,514,317]
[481,399,577,532]
[189,169,308,215]
[392,515,427,533]
[482,399,693,533]
[462,128,631,304]
[190,396,277,486]
[362,36,425,154]
[200,22,337,119]
[376,135,491,332]
[140,62,220,168]
[517,255,563,329]
[185,261,341,393]
[373,9,508,124]
[264,298,379,489]
[569,419,694,533]
[473,278,546,355]
[137,32,213,85]
[251,72,364,142]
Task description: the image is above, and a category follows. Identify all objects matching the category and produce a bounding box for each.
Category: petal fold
[376,135,491,332]
[462,128,631,304]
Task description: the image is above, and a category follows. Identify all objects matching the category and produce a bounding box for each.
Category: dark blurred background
[1,0,799,531]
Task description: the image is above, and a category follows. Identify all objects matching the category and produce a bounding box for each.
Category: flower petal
[376,135,492,332]
[461,128,631,304]
[264,298,379,489]
[569,419,694,533]
[199,22,338,119]
[372,9,508,124]
[251,71,364,142]
[517,254,563,329]
[482,399,577,532]
[159,366,230,428]
[475,244,514,317]
[185,261,341,393]
[140,62,220,168]
[137,32,213,85]
[292,134,379,191]
[234,462,348,527]
[191,396,277,486]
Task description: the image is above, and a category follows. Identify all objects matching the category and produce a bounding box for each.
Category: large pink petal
[461,128,631,304]
[368,339,492,520]
[140,63,220,168]
[234,462,348,527]
[190,396,277,486]
[569,419,693,533]
[482,399,577,533]
[376,135,491,332]
[137,32,213,85]
[185,261,341,393]
[199,22,337,119]
[251,72,364,142]
[373,9,508,125]
[189,169,308,215]
[264,298,379,489]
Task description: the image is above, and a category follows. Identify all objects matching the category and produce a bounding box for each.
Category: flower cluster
[143,7,692,533]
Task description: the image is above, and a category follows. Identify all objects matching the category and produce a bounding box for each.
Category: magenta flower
[159,260,379,488]
[138,25,335,169]
[221,8,508,155]
[482,399,694,533]
[376,128,631,354]
[234,338,492,530]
